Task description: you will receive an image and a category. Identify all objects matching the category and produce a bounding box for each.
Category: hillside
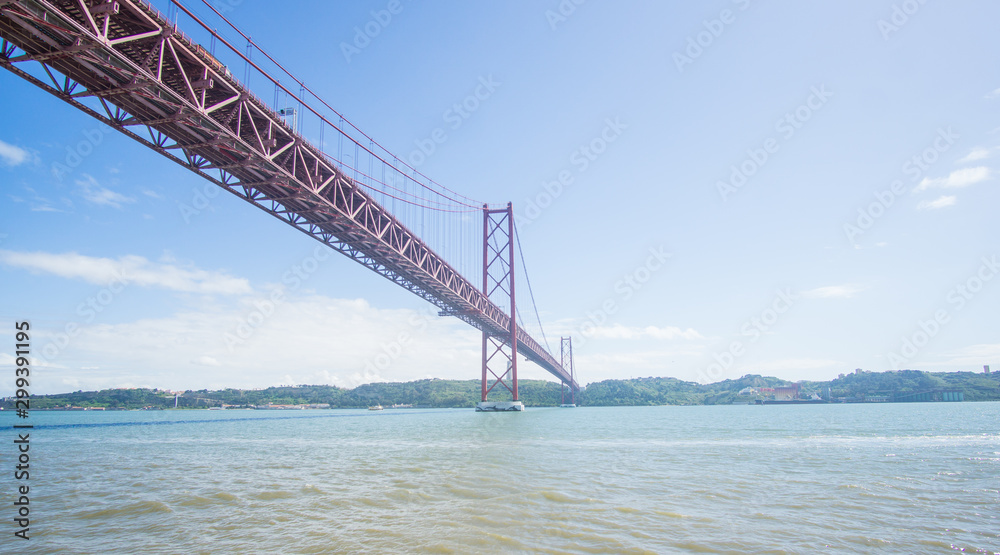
[5,379,567,410]
[4,370,998,410]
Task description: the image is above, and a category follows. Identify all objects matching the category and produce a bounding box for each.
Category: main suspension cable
[513,221,551,355]
[193,0,484,209]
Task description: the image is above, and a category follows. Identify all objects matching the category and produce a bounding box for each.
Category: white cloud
[802,285,863,299]
[906,343,1000,370]
[957,147,996,164]
[31,204,64,213]
[12,295,482,394]
[917,195,957,211]
[0,139,30,166]
[576,348,706,378]
[76,174,135,208]
[986,87,1000,99]
[749,358,842,373]
[195,356,221,367]
[581,323,705,341]
[0,249,252,295]
[916,167,991,192]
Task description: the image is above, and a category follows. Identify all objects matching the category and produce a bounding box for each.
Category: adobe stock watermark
[407,75,501,167]
[545,0,588,31]
[223,244,330,353]
[715,85,833,201]
[36,269,132,364]
[843,127,957,245]
[673,0,752,73]
[516,117,626,227]
[878,0,932,41]
[571,246,671,348]
[698,288,797,383]
[208,0,244,15]
[340,0,409,64]
[178,182,222,223]
[887,254,998,368]
[51,122,113,181]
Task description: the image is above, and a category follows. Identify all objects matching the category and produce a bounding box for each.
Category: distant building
[738,387,757,396]
[771,384,801,400]
[985,365,991,374]
[895,390,964,403]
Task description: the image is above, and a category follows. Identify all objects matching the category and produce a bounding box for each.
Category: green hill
[5,370,998,410]
[5,379,566,410]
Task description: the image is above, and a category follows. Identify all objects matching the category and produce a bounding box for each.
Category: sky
[1,0,999,396]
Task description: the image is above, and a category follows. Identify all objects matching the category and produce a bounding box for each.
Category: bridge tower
[477,202,523,412]
[560,337,577,407]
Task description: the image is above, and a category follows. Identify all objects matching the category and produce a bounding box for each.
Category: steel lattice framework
[0,0,579,392]
[481,204,518,402]
[560,337,576,405]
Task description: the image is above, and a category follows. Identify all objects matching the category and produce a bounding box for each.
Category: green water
[2,403,998,553]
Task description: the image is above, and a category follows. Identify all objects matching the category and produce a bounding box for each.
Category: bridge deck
[0,0,578,390]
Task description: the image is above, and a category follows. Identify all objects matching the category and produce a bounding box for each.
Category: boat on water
[368,405,383,411]
[559,403,577,408]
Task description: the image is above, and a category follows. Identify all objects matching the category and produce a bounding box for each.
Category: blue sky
[2,0,999,395]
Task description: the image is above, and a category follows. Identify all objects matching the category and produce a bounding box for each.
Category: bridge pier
[475,401,524,412]
[560,337,577,408]
[478,203,521,410]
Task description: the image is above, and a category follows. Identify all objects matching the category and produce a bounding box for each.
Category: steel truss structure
[481,204,518,402]
[0,0,579,392]
[560,337,576,405]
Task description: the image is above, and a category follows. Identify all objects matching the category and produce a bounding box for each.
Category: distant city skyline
[2,0,999,395]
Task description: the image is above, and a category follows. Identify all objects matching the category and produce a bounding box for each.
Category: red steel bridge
[0,0,580,405]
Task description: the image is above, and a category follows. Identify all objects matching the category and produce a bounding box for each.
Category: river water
[2,402,998,554]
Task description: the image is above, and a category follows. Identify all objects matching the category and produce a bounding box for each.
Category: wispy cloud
[912,343,1000,369]
[957,147,997,164]
[802,285,863,299]
[986,87,1000,100]
[0,139,31,167]
[194,356,222,367]
[31,204,64,213]
[0,250,252,295]
[76,174,135,208]
[751,358,842,373]
[916,167,991,192]
[917,195,957,211]
[585,324,705,341]
[14,295,481,393]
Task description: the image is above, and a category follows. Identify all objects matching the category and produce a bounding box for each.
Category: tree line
[4,370,997,410]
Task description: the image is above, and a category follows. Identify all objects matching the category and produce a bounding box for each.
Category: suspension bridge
[0,0,579,410]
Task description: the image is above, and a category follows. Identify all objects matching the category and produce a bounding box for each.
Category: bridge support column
[560,336,577,407]
[477,202,523,412]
